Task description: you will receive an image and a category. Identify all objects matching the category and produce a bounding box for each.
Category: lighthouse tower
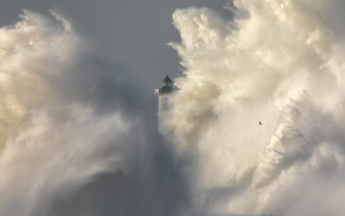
[155,75,173,111]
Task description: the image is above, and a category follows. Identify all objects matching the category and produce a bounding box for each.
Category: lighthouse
[155,75,174,111]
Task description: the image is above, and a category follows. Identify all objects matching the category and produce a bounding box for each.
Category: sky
[0,0,231,104]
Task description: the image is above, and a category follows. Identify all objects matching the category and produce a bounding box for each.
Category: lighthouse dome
[162,76,172,88]
[162,76,172,83]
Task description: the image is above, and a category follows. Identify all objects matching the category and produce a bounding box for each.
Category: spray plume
[0,10,188,216]
[161,0,345,215]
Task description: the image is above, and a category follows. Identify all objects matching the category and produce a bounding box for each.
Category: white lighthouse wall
[158,94,171,112]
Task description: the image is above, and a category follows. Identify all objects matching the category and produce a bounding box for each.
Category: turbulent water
[160,0,345,215]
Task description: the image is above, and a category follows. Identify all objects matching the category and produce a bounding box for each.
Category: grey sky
[0,0,231,105]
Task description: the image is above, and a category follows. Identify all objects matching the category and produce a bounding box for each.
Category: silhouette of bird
[259,122,262,125]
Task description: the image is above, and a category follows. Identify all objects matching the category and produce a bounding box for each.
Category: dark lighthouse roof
[162,76,172,83]
[154,75,174,94]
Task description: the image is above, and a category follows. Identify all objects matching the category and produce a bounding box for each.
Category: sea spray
[0,10,188,216]
[0,10,135,215]
[161,0,345,215]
